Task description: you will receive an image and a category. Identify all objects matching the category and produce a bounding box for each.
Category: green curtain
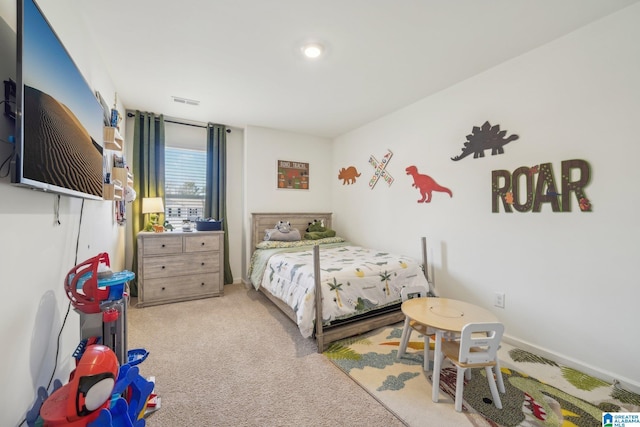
[205,123,233,285]
[130,111,165,296]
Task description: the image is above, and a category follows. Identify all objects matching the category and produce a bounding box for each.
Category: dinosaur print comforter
[249,243,429,338]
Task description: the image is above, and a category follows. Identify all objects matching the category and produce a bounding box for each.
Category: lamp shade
[142,197,164,214]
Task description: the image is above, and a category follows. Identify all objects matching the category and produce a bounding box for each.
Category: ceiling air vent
[172,96,200,106]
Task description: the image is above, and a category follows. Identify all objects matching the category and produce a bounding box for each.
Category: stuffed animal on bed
[306,219,324,232]
[304,219,336,240]
[264,220,301,241]
[275,221,291,233]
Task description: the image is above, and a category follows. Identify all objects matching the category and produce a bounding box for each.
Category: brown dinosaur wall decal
[338,166,361,185]
[406,165,453,203]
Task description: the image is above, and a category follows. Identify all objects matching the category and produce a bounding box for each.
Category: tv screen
[12,0,105,200]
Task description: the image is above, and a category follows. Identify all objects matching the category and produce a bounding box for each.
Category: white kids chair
[434,322,505,412]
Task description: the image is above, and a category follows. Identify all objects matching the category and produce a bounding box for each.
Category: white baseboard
[503,334,640,395]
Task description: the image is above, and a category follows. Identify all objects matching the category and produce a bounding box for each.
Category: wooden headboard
[251,212,333,251]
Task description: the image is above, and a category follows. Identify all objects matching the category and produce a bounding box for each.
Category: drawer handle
[201,262,205,266]
[162,244,165,248]
[201,242,205,246]
[161,287,165,291]
[201,282,205,286]
[161,266,166,269]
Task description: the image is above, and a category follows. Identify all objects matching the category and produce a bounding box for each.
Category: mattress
[249,241,429,338]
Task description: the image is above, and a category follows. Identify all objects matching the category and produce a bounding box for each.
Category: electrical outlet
[494,292,505,308]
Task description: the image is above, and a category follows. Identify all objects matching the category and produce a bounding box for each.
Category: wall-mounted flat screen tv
[12,0,104,200]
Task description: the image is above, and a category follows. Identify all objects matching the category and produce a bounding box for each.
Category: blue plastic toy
[27,348,153,427]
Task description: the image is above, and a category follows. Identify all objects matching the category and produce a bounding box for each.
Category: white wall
[0,1,126,425]
[242,125,333,278]
[333,4,640,390]
[226,127,244,282]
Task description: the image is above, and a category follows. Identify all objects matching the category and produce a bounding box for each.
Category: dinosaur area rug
[324,323,640,427]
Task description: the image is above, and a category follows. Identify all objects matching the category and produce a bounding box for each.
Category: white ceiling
[74,0,639,138]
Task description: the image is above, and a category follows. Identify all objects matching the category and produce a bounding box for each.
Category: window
[164,123,207,228]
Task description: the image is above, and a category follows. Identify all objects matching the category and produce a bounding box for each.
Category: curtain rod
[126,111,208,129]
[125,111,232,133]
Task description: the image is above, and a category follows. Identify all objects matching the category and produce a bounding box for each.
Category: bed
[249,212,431,352]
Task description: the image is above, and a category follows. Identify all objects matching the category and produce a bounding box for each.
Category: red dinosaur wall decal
[406,165,453,203]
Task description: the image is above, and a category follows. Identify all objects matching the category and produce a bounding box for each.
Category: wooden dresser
[137,230,224,307]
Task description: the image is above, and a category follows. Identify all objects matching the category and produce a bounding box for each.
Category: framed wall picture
[277,160,309,189]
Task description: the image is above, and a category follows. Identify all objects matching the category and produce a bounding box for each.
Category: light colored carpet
[127,283,406,426]
[325,324,640,427]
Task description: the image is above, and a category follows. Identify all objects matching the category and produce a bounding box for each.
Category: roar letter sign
[492,159,592,213]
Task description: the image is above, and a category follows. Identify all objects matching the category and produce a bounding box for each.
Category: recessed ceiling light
[302,43,324,59]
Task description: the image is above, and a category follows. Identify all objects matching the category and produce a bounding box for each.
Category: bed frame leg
[314,245,324,353]
[421,237,434,296]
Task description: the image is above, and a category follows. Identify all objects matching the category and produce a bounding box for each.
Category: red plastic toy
[64,253,112,314]
[40,344,119,426]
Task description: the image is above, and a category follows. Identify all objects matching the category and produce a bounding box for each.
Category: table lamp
[142,197,164,232]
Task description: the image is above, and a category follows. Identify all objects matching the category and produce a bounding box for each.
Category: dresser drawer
[143,273,221,302]
[184,234,220,253]
[142,236,183,255]
[142,252,219,279]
